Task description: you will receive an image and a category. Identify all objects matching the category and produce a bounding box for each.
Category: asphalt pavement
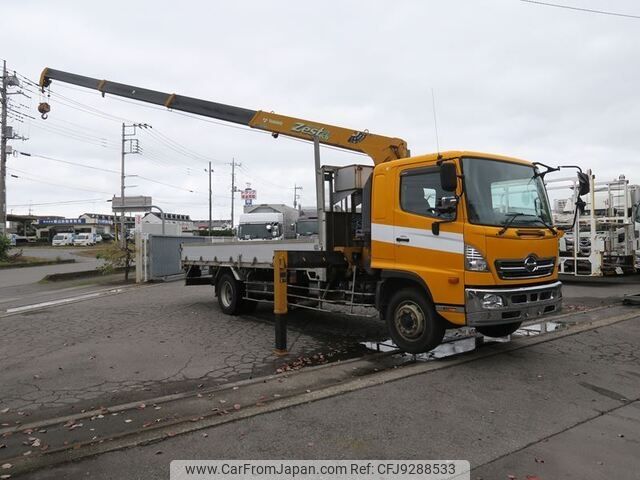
[0,247,103,288]
[16,308,640,480]
[0,281,387,419]
[1,265,639,479]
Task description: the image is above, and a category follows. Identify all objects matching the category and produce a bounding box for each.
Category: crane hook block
[38,102,51,120]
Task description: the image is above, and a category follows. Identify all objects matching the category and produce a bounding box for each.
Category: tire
[216,272,243,315]
[476,322,522,337]
[385,288,445,354]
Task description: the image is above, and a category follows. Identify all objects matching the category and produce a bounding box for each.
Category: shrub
[96,241,135,280]
[0,235,11,262]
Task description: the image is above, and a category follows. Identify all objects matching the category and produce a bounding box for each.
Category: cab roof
[385,150,535,169]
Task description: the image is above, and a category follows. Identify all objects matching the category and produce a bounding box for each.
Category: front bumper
[465,281,562,326]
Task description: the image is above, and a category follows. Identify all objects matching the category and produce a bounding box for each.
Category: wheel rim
[220,281,233,308]
[394,301,426,340]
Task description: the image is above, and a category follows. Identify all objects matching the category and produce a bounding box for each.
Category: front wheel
[476,322,522,337]
[385,288,445,354]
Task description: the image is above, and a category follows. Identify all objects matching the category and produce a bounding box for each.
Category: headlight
[465,244,489,272]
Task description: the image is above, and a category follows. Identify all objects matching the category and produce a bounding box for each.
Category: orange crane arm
[39,68,409,164]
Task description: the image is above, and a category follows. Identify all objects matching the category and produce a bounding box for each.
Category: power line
[135,174,197,193]
[16,151,197,194]
[51,116,119,140]
[27,121,117,148]
[237,164,290,190]
[519,0,640,19]
[17,151,119,174]
[138,127,221,166]
[17,73,223,167]
[8,198,104,207]
[7,167,113,194]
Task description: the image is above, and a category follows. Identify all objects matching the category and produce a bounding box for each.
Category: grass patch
[73,245,112,258]
[0,255,45,265]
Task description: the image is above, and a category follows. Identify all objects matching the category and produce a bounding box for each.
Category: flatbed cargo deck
[182,238,319,269]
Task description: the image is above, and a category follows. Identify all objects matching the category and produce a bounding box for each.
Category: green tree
[0,235,11,262]
[96,241,135,280]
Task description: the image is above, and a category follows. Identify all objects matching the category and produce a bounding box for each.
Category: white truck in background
[238,212,286,241]
[295,207,319,238]
[237,209,299,241]
[551,174,640,276]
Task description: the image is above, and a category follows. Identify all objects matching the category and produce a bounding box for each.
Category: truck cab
[295,215,319,238]
[237,213,285,241]
[370,152,563,346]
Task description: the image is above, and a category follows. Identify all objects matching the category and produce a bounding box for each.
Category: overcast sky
[2,0,639,221]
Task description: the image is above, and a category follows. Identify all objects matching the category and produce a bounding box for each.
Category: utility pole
[119,123,149,247]
[293,183,303,209]
[0,61,7,236]
[229,158,241,229]
[206,161,213,235]
[120,123,126,247]
[1,63,27,236]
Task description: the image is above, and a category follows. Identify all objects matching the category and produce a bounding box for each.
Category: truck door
[393,164,465,309]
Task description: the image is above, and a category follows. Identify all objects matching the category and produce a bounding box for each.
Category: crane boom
[39,68,409,164]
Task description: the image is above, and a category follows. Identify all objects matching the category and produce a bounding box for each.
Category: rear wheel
[476,322,522,337]
[385,288,445,354]
[216,272,242,315]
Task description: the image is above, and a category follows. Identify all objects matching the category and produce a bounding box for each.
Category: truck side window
[400,168,455,220]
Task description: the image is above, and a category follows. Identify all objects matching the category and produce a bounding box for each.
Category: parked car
[94,233,103,243]
[101,233,114,241]
[52,233,74,246]
[73,233,95,246]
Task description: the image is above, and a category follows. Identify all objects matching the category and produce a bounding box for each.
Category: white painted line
[6,288,123,313]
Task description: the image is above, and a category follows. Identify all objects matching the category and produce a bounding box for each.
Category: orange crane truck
[38,68,589,353]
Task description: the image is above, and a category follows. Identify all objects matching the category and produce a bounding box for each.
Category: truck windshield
[238,223,279,240]
[462,157,552,228]
[296,220,318,236]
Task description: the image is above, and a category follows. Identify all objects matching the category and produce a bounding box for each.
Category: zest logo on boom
[291,122,330,141]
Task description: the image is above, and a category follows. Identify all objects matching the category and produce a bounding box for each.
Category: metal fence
[142,234,208,281]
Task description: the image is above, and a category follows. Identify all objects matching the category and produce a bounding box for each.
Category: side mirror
[577,172,590,196]
[436,196,458,214]
[440,162,458,192]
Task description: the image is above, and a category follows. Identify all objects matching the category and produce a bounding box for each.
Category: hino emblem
[523,255,538,273]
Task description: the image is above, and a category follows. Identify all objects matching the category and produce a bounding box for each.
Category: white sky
[2,0,639,221]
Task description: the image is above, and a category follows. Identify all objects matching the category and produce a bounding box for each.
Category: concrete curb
[40,267,127,282]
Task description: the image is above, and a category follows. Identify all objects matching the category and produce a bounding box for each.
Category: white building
[142,212,194,232]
